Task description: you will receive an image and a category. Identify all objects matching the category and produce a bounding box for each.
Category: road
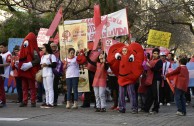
[0,96,194,126]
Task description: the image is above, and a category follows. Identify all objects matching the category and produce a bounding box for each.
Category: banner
[147,29,171,48]
[78,69,90,92]
[8,38,23,53]
[46,7,63,36]
[166,68,177,93]
[37,28,50,47]
[59,23,87,60]
[64,8,129,41]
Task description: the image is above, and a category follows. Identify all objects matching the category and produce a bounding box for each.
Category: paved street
[0,96,194,126]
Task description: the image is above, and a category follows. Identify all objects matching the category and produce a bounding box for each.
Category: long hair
[43,44,53,54]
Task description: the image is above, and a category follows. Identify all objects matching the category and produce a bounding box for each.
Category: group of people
[0,32,193,117]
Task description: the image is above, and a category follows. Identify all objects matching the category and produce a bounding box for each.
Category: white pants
[94,87,106,108]
[43,76,54,105]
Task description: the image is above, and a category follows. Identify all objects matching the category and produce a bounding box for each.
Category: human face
[160,55,166,61]
[50,44,57,52]
[152,51,159,59]
[167,54,172,60]
[122,47,128,55]
[0,45,7,53]
[69,50,75,58]
[14,49,19,56]
[99,53,104,60]
[42,46,47,54]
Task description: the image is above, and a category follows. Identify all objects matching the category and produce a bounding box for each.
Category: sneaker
[186,103,189,106]
[40,103,47,108]
[95,108,101,112]
[54,103,58,106]
[0,101,5,108]
[101,108,106,112]
[45,104,54,108]
[159,103,163,106]
[167,103,171,106]
[19,102,27,107]
[176,111,184,116]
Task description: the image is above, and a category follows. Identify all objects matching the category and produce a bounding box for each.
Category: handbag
[35,69,43,83]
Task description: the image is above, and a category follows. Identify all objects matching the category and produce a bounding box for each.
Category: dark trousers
[53,76,59,104]
[185,88,191,102]
[66,77,79,101]
[37,82,43,102]
[159,80,171,104]
[82,70,95,106]
[175,88,186,114]
[0,77,6,103]
[16,77,23,102]
[108,76,119,107]
[144,80,160,112]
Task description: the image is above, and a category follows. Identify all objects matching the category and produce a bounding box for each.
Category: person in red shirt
[166,58,189,116]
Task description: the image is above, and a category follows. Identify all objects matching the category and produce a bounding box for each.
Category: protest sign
[37,28,50,47]
[147,29,171,48]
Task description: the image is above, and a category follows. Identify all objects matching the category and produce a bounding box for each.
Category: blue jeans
[66,77,79,101]
[175,88,186,114]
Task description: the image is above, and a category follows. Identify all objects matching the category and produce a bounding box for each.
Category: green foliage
[0,12,54,43]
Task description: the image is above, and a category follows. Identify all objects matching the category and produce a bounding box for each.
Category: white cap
[160,52,166,56]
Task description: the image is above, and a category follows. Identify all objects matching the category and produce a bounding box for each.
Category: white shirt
[65,56,79,78]
[162,60,171,80]
[40,54,56,77]
[0,51,11,78]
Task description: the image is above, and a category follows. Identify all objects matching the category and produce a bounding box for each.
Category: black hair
[146,53,150,60]
[152,48,160,54]
[0,42,8,47]
[179,58,187,65]
[97,51,107,63]
[68,48,75,53]
[43,44,53,54]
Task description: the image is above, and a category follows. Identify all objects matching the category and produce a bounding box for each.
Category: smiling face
[118,43,144,86]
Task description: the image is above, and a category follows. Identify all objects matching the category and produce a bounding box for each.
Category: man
[0,42,11,108]
[143,48,163,114]
[159,52,171,106]
[50,42,60,106]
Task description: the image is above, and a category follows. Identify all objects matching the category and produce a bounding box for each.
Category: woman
[64,48,80,109]
[40,44,56,108]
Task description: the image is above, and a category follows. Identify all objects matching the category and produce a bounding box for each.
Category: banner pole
[61,11,67,61]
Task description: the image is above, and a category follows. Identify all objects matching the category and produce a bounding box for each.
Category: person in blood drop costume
[107,42,144,113]
[18,32,41,107]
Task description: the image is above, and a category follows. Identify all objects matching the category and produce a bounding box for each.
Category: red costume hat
[107,42,144,86]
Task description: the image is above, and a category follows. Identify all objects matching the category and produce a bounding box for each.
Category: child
[166,58,189,116]
[0,42,12,108]
[93,52,109,112]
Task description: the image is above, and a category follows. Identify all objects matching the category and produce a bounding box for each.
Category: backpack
[49,55,64,77]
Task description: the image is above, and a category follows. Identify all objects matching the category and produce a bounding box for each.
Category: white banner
[37,28,50,47]
[64,8,129,41]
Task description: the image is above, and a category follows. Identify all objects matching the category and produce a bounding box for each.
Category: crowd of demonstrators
[1,35,194,117]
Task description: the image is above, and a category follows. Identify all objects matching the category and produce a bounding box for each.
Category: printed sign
[37,28,50,47]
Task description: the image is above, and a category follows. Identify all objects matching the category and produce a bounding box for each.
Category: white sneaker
[167,103,171,106]
[186,103,189,106]
[176,111,184,116]
[159,103,163,106]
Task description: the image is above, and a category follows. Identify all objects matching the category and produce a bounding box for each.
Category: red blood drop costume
[18,32,40,104]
